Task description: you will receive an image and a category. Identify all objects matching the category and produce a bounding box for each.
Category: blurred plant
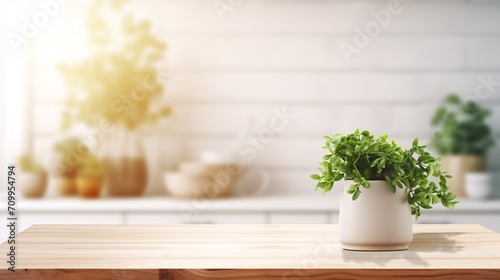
[53,137,89,177]
[431,94,495,155]
[53,137,89,155]
[18,154,46,173]
[59,0,170,131]
[77,154,105,178]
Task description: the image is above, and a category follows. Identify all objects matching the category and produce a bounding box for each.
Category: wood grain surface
[162,268,500,280]
[0,269,158,280]
[0,224,499,279]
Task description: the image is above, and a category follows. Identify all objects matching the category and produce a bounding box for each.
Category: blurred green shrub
[431,94,495,155]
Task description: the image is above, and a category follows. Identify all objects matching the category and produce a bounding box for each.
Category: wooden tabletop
[1,224,500,279]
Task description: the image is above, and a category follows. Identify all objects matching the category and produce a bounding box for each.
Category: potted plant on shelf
[18,154,48,198]
[52,137,89,196]
[76,153,105,199]
[431,94,495,197]
[310,129,458,251]
[58,1,171,196]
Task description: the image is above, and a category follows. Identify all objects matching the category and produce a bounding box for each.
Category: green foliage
[310,129,458,220]
[18,154,45,173]
[77,154,105,178]
[53,137,89,155]
[59,0,171,131]
[53,137,89,177]
[431,94,494,155]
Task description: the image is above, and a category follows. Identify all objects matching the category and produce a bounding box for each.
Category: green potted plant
[76,153,105,199]
[311,129,458,251]
[58,1,171,196]
[52,137,89,196]
[431,94,495,197]
[18,154,47,198]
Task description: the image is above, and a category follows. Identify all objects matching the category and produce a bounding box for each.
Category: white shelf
[17,195,500,213]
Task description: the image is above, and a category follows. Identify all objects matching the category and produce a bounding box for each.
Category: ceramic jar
[339,180,413,251]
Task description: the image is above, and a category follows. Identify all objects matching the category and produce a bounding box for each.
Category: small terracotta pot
[76,177,103,198]
[55,177,77,196]
[19,172,47,198]
[441,155,486,197]
[339,180,413,251]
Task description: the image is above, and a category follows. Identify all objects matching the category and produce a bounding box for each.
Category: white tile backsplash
[268,37,338,70]
[154,0,379,35]
[175,104,274,136]
[486,104,500,135]
[466,37,500,69]
[166,36,269,70]
[319,73,422,102]
[268,36,466,70]
[347,36,466,70]
[183,137,323,169]
[164,72,320,102]
[389,104,439,137]
[383,3,500,35]
[420,72,500,101]
[283,104,394,137]
[30,0,500,195]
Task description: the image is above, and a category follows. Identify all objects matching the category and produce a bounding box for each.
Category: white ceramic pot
[465,173,492,200]
[339,180,413,251]
[19,171,48,198]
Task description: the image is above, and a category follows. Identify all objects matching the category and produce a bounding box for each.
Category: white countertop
[17,194,500,213]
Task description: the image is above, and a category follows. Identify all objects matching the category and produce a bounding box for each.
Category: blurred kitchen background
[1,0,500,235]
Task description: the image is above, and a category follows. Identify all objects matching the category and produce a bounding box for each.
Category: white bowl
[163,171,238,199]
[179,162,230,174]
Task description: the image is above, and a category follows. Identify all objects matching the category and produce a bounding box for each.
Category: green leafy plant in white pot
[311,129,458,251]
[431,94,495,197]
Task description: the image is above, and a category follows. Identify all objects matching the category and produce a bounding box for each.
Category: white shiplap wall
[31,0,500,195]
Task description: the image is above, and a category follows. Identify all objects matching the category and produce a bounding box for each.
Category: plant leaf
[310,174,321,180]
